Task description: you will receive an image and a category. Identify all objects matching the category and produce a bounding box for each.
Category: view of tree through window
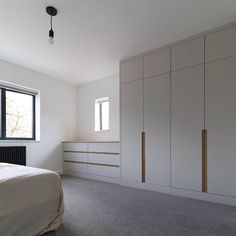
[6,91,34,138]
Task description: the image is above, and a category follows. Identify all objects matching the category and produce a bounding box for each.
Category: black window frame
[0,88,36,140]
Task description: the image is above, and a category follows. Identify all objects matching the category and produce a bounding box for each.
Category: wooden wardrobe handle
[202,129,208,192]
[142,131,146,183]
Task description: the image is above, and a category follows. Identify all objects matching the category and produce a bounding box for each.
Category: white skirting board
[64,171,236,206]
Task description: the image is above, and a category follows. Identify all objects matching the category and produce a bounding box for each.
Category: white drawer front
[88,153,120,166]
[63,143,87,152]
[64,152,87,162]
[64,162,88,174]
[88,165,120,178]
[88,143,120,153]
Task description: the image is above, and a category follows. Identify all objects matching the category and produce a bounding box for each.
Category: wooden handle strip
[202,129,208,192]
[142,131,146,183]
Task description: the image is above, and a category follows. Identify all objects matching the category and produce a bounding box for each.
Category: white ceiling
[0,0,236,85]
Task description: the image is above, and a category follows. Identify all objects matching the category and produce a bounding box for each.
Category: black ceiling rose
[46,6,57,16]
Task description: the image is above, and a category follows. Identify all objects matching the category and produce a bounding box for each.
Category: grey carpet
[47,175,236,236]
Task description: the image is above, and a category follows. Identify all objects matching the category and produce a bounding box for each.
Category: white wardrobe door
[171,65,204,191]
[121,80,143,182]
[205,26,236,62]
[144,48,170,78]
[206,57,236,197]
[171,37,204,71]
[144,74,170,186]
[120,57,143,83]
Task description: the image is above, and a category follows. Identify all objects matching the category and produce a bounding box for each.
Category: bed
[0,163,64,236]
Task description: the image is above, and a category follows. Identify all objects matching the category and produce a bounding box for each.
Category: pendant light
[46,6,57,44]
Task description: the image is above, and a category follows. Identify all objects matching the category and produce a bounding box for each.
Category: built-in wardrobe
[120,24,236,199]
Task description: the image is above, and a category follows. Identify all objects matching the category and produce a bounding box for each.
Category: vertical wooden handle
[202,129,208,192]
[142,131,146,183]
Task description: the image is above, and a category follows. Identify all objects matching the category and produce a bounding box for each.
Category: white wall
[0,59,78,173]
[78,75,119,142]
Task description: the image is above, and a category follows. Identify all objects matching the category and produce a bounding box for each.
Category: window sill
[0,139,41,143]
[94,129,110,133]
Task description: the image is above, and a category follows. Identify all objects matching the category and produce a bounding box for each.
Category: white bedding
[0,163,64,236]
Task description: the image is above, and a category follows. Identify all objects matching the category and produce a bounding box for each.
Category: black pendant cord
[50,14,53,31]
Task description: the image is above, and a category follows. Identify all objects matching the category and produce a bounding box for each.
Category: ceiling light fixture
[46,6,57,44]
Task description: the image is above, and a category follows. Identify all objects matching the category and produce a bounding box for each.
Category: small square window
[95,97,109,131]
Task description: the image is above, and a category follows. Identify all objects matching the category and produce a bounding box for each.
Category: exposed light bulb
[49,36,54,44]
[49,29,54,45]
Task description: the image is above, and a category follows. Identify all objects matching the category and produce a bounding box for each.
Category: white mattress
[0,163,64,236]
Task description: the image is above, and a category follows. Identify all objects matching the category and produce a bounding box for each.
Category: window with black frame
[0,88,36,140]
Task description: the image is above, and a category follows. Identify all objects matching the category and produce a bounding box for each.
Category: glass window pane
[102,101,109,130]
[95,102,100,131]
[0,89,1,137]
[6,91,33,138]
